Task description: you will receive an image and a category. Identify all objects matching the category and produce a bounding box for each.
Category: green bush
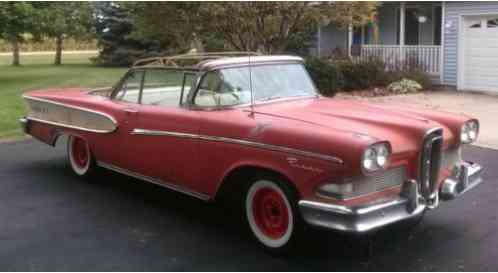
[305,56,432,94]
[335,57,386,91]
[387,78,422,94]
[388,69,432,90]
[305,57,340,96]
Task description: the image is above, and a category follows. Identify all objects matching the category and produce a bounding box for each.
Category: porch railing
[356,45,441,74]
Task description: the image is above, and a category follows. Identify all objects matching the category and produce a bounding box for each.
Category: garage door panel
[462,15,498,92]
[467,44,498,49]
[466,53,498,57]
[466,70,498,78]
[465,75,498,83]
[466,59,498,67]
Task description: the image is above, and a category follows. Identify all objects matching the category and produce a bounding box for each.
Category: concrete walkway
[339,90,498,150]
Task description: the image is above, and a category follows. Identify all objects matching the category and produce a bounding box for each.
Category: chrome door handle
[124,108,138,115]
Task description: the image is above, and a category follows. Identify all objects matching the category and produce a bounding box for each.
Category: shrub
[400,70,432,90]
[304,55,432,94]
[387,79,422,94]
[305,57,340,96]
[336,57,386,91]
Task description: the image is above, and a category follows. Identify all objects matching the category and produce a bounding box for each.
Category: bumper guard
[299,161,483,233]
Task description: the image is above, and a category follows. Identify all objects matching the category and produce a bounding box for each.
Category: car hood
[251,97,464,155]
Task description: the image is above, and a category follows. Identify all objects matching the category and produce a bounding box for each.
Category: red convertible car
[20,52,483,252]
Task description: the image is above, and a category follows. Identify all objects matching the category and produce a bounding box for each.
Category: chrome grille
[349,167,407,198]
[442,146,461,170]
[419,129,443,199]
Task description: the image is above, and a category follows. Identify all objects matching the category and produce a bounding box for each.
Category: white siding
[443,1,498,86]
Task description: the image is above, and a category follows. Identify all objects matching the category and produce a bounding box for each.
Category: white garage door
[461,16,498,92]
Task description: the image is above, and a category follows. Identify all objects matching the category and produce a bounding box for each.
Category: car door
[123,68,203,194]
[91,69,144,169]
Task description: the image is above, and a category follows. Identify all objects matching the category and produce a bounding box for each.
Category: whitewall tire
[245,179,298,251]
[67,135,94,177]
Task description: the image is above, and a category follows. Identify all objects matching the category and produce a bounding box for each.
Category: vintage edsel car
[20,52,483,252]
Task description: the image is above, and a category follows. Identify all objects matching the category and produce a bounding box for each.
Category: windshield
[194,63,317,107]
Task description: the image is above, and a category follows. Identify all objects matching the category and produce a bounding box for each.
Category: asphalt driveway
[0,139,497,271]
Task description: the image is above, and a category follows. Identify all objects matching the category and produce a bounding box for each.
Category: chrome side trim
[96,161,211,201]
[23,95,118,124]
[26,117,113,134]
[131,129,196,139]
[131,128,344,164]
[23,95,118,134]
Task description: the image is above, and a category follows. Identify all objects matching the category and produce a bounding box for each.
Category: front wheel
[244,178,302,253]
[67,135,96,178]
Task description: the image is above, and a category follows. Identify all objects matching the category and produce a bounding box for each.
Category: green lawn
[0,53,126,139]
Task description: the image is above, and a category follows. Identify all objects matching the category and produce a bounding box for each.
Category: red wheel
[67,135,94,177]
[252,187,290,239]
[246,180,296,250]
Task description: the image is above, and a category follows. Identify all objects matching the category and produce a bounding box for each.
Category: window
[194,64,316,108]
[487,18,498,28]
[469,21,481,29]
[181,72,196,105]
[114,71,144,103]
[141,69,187,107]
[194,71,247,107]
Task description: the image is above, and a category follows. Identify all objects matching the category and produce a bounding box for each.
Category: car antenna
[249,52,255,117]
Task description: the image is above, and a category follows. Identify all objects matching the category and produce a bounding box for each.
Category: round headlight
[461,120,479,144]
[362,143,391,173]
[362,147,377,171]
[376,145,389,167]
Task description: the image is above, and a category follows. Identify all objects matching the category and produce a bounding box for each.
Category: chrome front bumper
[299,161,483,233]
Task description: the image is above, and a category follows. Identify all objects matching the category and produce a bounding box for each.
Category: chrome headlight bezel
[460,119,479,144]
[362,142,391,174]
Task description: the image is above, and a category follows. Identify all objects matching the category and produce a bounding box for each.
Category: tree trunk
[12,38,20,66]
[54,35,63,65]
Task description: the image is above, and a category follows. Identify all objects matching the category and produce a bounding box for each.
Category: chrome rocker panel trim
[132,128,343,164]
[299,161,483,233]
[97,161,211,201]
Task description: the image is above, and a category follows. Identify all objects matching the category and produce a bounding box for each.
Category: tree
[93,2,161,66]
[129,2,378,55]
[38,2,94,65]
[0,2,39,66]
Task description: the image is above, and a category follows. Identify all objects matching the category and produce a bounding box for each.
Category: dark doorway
[405,8,420,45]
[434,6,442,45]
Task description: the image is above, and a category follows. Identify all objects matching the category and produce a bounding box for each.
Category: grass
[0,53,126,139]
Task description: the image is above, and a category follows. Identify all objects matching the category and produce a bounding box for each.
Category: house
[314,2,498,92]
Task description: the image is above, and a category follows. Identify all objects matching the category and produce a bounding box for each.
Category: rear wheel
[67,135,96,178]
[244,177,302,253]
